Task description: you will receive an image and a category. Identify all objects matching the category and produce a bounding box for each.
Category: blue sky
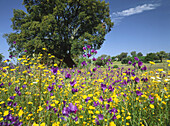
[0,0,170,60]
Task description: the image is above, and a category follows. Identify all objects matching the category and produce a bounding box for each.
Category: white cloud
[111,3,160,25]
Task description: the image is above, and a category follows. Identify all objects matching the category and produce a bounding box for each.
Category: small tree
[137,52,143,57]
[117,52,128,61]
[156,51,168,62]
[131,51,136,57]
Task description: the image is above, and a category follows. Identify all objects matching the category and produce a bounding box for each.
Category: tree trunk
[63,54,77,68]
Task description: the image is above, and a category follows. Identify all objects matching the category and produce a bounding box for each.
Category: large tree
[4,0,113,67]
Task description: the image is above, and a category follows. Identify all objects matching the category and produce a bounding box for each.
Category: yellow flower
[126,116,131,120]
[33,122,39,126]
[150,104,154,109]
[109,121,116,126]
[162,101,166,105]
[3,110,9,116]
[40,122,46,126]
[95,111,100,114]
[167,60,170,63]
[79,115,83,118]
[117,115,121,119]
[18,109,24,117]
[149,61,155,65]
[0,118,3,121]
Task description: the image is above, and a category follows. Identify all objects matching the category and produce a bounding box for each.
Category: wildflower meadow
[0,46,169,126]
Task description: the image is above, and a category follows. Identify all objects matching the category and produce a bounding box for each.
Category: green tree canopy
[137,52,143,57]
[4,0,113,67]
[0,53,4,62]
[130,51,136,57]
[156,51,168,62]
[117,52,128,61]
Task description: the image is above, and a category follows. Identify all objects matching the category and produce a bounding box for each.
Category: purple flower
[99,96,104,102]
[10,96,15,100]
[95,118,100,125]
[53,108,57,113]
[141,65,147,71]
[81,61,87,66]
[132,62,136,67]
[98,114,103,120]
[0,83,4,87]
[134,57,139,61]
[136,91,143,96]
[13,41,16,44]
[93,67,97,72]
[106,104,110,110]
[112,114,117,121]
[9,55,13,58]
[47,85,54,92]
[149,95,154,100]
[91,49,95,53]
[70,80,76,86]
[65,73,71,79]
[72,116,78,121]
[68,103,77,113]
[94,50,97,54]
[72,88,78,93]
[135,77,139,83]
[93,101,100,107]
[108,85,114,92]
[83,54,86,57]
[85,97,91,102]
[83,47,86,50]
[46,105,53,110]
[142,77,148,82]
[87,53,91,58]
[62,107,68,115]
[108,108,118,114]
[87,45,91,49]
[22,84,26,88]
[58,85,62,88]
[13,102,17,107]
[108,59,111,61]
[92,57,97,61]
[138,61,143,67]
[150,100,154,104]
[51,67,58,75]
[24,50,27,52]
[62,101,66,107]
[128,61,132,65]
[8,101,13,106]
[101,83,107,91]
[101,57,104,60]
[107,97,113,102]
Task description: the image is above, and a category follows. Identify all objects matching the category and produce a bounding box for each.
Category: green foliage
[117,52,128,61]
[144,53,159,63]
[95,54,110,66]
[130,51,136,57]
[0,53,4,62]
[156,51,168,62]
[113,65,119,68]
[4,0,113,67]
[137,52,143,57]
[121,56,132,64]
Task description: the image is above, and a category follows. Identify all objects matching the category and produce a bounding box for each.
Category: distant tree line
[93,51,170,66]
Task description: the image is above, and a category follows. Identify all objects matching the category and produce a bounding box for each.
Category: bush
[121,56,132,64]
[113,65,119,68]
